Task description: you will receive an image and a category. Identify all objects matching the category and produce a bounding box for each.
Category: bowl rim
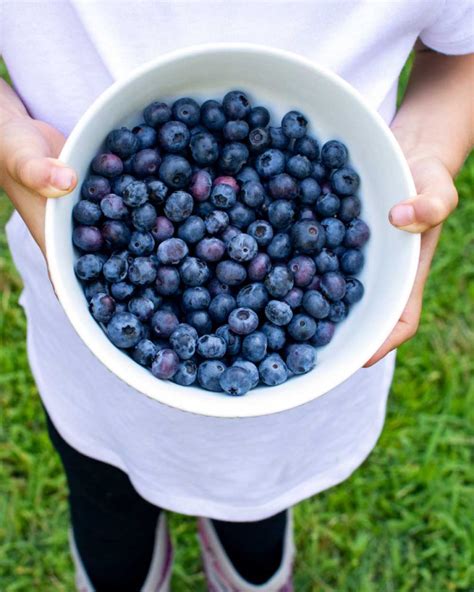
[45,42,420,417]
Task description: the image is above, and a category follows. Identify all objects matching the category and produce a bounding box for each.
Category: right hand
[0,115,77,255]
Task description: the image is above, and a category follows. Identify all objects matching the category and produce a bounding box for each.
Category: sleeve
[420,0,474,55]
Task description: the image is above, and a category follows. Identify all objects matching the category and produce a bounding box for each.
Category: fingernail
[389,204,415,227]
[51,167,75,191]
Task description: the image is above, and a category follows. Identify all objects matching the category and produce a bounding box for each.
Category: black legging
[45,413,287,591]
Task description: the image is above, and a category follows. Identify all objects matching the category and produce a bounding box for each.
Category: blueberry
[200,100,226,131]
[268,174,299,200]
[159,155,192,189]
[264,265,294,298]
[128,296,155,321]
[210,183,237,210]
[216,325,241,357]
[316,192,340,217]
[311,162,327,183]
[75,253,103,281]
[240,181,266,208]
[306,275,322,291]
[151,349,179,379]
[132,123,157,150]
[190,132,219,165]
[218,142,249,175]
[185,310,213,335]
[248,127,271,153]
[122,180,149,207]
[131,203,157,232]
[321,140,348,169]
[90,292,115,323]
[302,290,330,319]
[261,322,286,351]
[209,294,237,324]
[179,257,210,286]
[197,334,227,359]
[219,366,253,396]
[182,287,211,312]
[173,360,198,386]
[344,218,370,248]
[228,307,259,335]
[140,287,163,309]
[259,354,289,386]
[73,226,104,252]
[157,238,189,265]
[223,90,251,120]
[132,339,157,367]
[236,282,269,311]
[172,97,200,127]
[189,170,212,202]
[343,277,364,305]
[91,152,123,178]
[223,119,249,141]
[160,299,181,317]
[73,200,102,225]
[247,106,270,129]
[205,210,229,235]
[151,217,174,244]
[320,271,346,301]
[281,110,307,139]
[340,249,364,275]
[268,199,296,229]
[197,360,226,391]
[84,280,109,301]
[154,266,181,296]
[236,166,260,185]
[158,120,190,153]
[220,225,241,246]
[107,312,143,348]
[228,202,256,229]
[164,191,194,222]
[227,233,258,262]
[110,281,135,301]
[195,238,226,263]
[314,248,339,274]
[288,255,316,287]
[331,167,360,196]
[130,148,161,178]
[196,200,215,219]
[286,154,312,179]
[103,254,128,283]
[284,287,304,309]
[143,101,172,127]
[255,149,285,178]
[288,314,317,341]
[265,300,293,326]
[214,176,240,192]
[128,256,157,286]
[81,175,111,202]
[337,195,361,223]
[248,252,272,282]
[122,156,134,174]
[286,343,316,375]
[321,218,345,248]
[291,220,326,254]
[293,135,319,160]
[170,323,198,360]
[328,301,347,323]
[208,278,231,297]
[299,207,317,221]
[215,260,247,286]
[233,360,259,388]
[247,220,273,248]
[151,309,179,338]
[178,216,206,244]
[100,194,129,220]
[299,177,321,205]
[269,127,290,150]
[267,233,292,261]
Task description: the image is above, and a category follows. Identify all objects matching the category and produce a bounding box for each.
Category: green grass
[0,58,473,591]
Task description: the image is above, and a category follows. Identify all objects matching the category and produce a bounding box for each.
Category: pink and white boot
[69,512,173,592]
[197,511,295,592]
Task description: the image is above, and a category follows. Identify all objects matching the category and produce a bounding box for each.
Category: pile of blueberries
[72,90,369,396]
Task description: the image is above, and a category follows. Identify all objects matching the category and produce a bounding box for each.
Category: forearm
[391,46,474,176]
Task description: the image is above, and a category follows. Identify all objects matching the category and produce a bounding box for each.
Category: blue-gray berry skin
[218,142,249,175]
[223,90,251,120]
[248,253,272,282]
[201,100,226,131]
[216,260,247,287]
[132,123,157,150]
[154,266,180,296]
[159,155,192,189]
[236,283,269,312]
[81,175,111,202]
[302,290,330,319]
[197,334,227,359]
[242,331,268,363]
[157,238,189,265]
[195,238,226,263]
[262,322,287,351]
[158,120,190,153]
[205,210,229,235]
[223,119,249,142]
[216,325,241,357]
[172,97,201,127]
[236,166,260,185]
[286,154,312,179]
[288,313,317,341]
[310,320,336,347]
[294,135,319,160]
[321,217,345,248]
[344,218,370,248]
[110,281,135,302]
[233,360,259,388]
[265,300,293,326]
[291,220,326,255]
[198,360,227,391]
[281,110,308,139]
[316,192,340,217]
[122,180,149,207]
[128,296,155,322]
[320,271,347,302]
[73,200,102,226]
[227,233,258,262]
[267,233,292,261]
[247,106,270,129]
[101,221,132,251]
[338,195,361,222]
[100,194,129,221]
[173,360,198,386]
[73,226,104,252]
[228,307,259,335]
[321,140,348,169]
[286,343,316,375]
[182,287,211,312]
[131,203,157,232]
[190,132,219,165]
[164,191,193,222]
[151,310,179,338]
[299,177,321,205]
[268,199,295,229]
[219,366,253,396]
[331,167,360,196]
[185,310,213,335]
[247,220,273,247]
[178,216,206,244]
[132,339,157,367]
[240,181,266,208]
[328,301,348,323]
[144,101,172,128]
[90,293,116,323]
[128,231,155,256]
[314,248,339,274]
[107,312,144,349]
[264,265,294,298]
[131,149,161,178]
[247,127,271,153]
[84,280,108,302]
[343,277,365,305]
[91,152,124,178]
[151,349,180,379]
[103,255,128,283]
[259,353,289,386]
[255,149,286,178]
[75,254,103,281]
[340,249,365,275]
[209,294,237,324]
[128,257,157,286]
[170,324,198,360]
[179,257,210,287]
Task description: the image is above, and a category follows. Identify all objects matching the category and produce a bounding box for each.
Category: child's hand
[0,113,77,255]
[364,154,458,366]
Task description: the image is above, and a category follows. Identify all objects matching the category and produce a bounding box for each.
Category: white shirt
[2,0,473,521]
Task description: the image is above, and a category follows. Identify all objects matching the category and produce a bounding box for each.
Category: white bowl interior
[46,44,419,418]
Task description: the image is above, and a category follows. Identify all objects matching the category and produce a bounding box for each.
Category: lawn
[0,57,473,591]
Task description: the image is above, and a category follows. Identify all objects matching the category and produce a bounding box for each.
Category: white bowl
[46,43,419,418]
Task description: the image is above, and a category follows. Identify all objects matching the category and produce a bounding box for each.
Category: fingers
[364,318,418,367]
[13,155,77,198]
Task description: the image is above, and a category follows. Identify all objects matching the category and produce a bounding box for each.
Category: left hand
[364,154,458,367]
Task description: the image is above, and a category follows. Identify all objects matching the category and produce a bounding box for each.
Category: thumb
[12,155,77,199]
